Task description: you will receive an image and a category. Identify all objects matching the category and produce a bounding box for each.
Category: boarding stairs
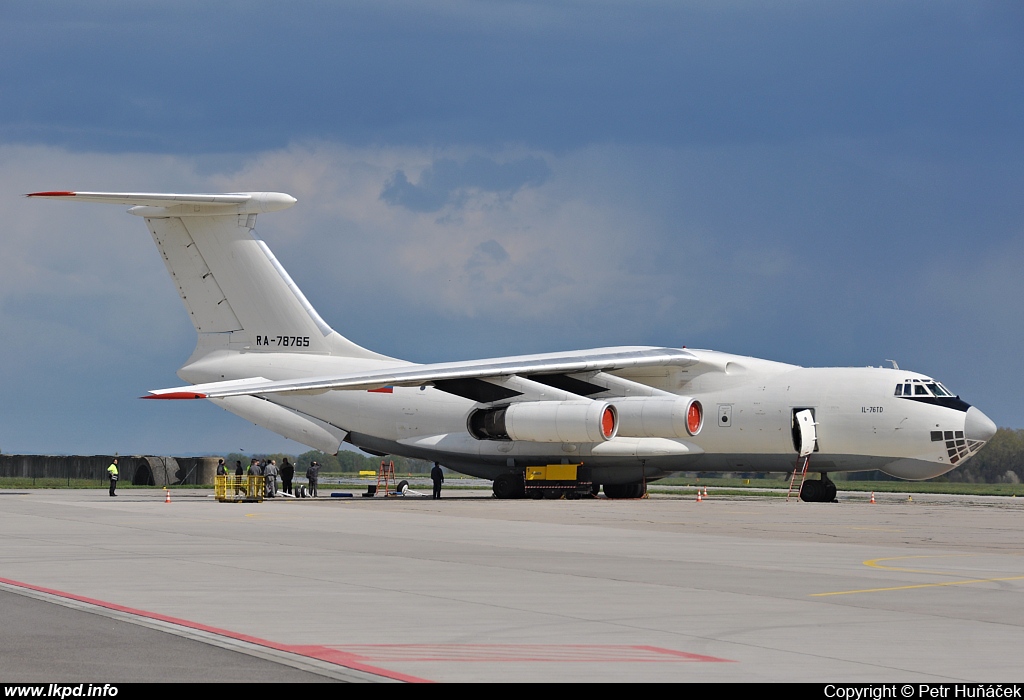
[376,460,397,497]
[787,455,811,502]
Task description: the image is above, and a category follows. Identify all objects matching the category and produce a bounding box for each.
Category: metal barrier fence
[214,475,265,503]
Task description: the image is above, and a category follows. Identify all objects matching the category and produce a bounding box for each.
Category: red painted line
[633,645,735,663]
[367,386,394,393]
[25,191,76,197]
[323,644,734,663]
[0,576,429,683]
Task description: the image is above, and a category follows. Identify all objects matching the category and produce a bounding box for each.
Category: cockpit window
[896,379,958,400]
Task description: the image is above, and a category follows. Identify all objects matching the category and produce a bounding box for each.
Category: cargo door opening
[791,408,818,456]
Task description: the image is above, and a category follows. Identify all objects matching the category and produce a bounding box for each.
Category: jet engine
[612,396,704,438]
[468,400,618,443]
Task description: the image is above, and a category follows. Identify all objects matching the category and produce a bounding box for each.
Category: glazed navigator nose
[964,406,997,443]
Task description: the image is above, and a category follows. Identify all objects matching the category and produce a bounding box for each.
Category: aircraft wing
[146,346,698,399]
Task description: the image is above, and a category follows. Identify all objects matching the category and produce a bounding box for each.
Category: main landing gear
[602,482,647,499]
[492,473,525,499]
[800,473,838,503]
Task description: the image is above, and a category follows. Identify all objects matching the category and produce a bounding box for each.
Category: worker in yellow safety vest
[107,458,119,497]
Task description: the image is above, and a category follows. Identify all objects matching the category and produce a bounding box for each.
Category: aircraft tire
[822,481,837,502]
[604,482,646,499]
[800,480,822,502]
[603,483,626,498]
[492,473,522,499]
[397,480,409,495]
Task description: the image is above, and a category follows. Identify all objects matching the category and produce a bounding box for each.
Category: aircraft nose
[964,406,997,443]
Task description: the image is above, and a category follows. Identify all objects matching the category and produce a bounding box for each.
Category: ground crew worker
[215,458,229,499]
[431,462,444,499]
[107,458,119,497]
[265,459,279,498]
[306,461,320,497]
[281,458,294,495]
[247,459,262,498]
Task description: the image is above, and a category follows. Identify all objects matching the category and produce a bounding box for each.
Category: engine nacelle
[613,396,704,438]
[468,400,618,443]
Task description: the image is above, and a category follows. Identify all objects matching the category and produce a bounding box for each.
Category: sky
[1,1,1022,456]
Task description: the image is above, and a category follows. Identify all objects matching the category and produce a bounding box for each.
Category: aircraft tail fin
[27,191,387,360]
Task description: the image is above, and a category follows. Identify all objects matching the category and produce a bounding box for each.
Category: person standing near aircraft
[265,459,279,498]
[280,458,294,495]
[107,458,118,497]
[306,461,320,497]
[247,458,261,498]
[431,462,444,499]
[215,458,227,497]
[234,460,244,496]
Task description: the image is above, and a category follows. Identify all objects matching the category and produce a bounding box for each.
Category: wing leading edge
[145,347,698,399]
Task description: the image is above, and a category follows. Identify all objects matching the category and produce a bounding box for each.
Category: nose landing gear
[800,473,838,503]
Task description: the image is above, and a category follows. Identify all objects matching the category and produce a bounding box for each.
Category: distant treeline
[941,427,1024,484]
[222,450,435,475]
[223,428,1024,484]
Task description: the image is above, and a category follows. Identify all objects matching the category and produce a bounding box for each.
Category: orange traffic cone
[703,486,708,498]
[870,491,875,504]
[165,489,171,504]
[696,490,702,502]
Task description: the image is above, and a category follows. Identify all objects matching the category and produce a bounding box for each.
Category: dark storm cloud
[475,239,509,264]
[381,155,550,212]
[2,2,1021,153]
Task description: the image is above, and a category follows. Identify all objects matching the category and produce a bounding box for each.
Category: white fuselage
[179,347,987,484]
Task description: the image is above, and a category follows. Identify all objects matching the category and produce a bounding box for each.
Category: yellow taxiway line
[811,554,1024,597]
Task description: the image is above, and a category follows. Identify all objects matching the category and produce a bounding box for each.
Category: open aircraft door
[793,409,817,457]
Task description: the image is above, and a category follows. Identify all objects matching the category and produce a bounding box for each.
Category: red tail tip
[142,392,207,400]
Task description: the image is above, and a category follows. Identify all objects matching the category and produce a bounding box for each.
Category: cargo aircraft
[29,191,997,500]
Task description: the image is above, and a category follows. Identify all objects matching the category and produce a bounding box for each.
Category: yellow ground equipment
[214,475,265,503]
[523,463,593,499]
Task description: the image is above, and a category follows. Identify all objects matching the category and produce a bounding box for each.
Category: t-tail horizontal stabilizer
[25,191,297,214]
